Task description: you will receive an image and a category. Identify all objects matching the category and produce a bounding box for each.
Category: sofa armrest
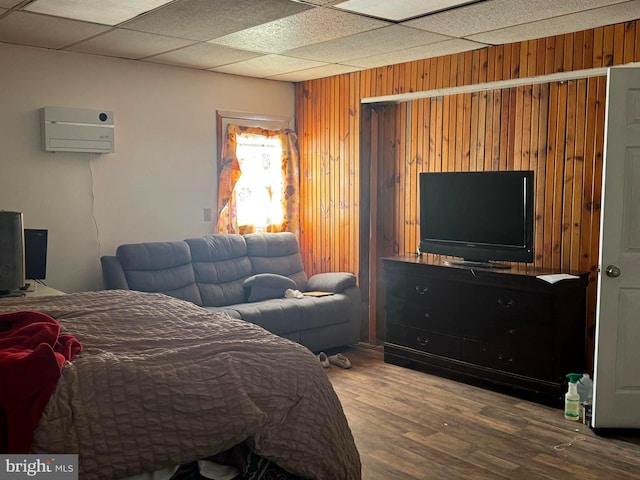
[100,256,129,290]
[306,272,357,293]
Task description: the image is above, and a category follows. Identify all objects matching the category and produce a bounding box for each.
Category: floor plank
[325,345,640,480]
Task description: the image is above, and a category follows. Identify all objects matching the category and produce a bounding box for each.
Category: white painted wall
[0,43,295,293]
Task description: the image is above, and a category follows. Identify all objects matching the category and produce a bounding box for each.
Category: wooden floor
[325,345,640,480]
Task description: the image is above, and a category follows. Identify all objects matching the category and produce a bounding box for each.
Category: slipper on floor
[317,352,330,368]
[328,353,351,369]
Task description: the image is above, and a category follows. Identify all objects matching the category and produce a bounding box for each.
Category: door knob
[605,265,621,277]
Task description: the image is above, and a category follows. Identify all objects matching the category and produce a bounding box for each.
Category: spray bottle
[564,373,582,421]
[577,373,594,425]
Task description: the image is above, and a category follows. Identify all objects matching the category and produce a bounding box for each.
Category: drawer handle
[508,328,516,335]
[424,313,431,320]
[498,354,514,364]
[416,336,430,346]
[498,298,514,308]
[415,285,429,295]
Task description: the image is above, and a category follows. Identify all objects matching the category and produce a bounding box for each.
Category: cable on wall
[88,153,102,261]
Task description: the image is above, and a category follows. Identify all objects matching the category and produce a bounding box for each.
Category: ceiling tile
[284,25,451,63]
[23,0,173,26]
[467,0,640,45]
[65,29,195,60]
[143,42,261,69]
[404,0,631,37]
[210,54,327,78]
[122,0,312,41]
[344,38,487,68]
[266,63,364,82]
[335,0,477,22]
[0,0,21,7]
[209,7,390,54]
[0,11,110,49]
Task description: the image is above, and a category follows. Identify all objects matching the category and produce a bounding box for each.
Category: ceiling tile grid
[0,0,638,81]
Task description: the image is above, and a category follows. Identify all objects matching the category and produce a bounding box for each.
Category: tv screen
[419,170,534,266]
[24,229,47,280]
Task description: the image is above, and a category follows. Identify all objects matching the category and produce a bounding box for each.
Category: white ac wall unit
[41,106,115,153]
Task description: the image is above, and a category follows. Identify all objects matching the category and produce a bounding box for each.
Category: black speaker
[24,229,48,280]
[0,211,25,293]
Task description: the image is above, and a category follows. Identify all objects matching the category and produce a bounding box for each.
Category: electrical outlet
[203,207,212,222]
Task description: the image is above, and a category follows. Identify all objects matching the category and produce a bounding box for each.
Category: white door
[592,66,640,429]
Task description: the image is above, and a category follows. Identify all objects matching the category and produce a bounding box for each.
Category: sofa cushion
[115,241,202,305]
[223,299,303,335]
[185,234,251,307]
[225,293,351,335]
[307,272,357,293]
[244,232,308,290]
[243,273,297,302]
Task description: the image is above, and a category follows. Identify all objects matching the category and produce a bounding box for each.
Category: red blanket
[0,310,82,453]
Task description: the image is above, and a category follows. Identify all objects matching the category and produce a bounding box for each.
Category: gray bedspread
[0,290,361,480]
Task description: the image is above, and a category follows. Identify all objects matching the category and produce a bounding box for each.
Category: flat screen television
[24,228,48,280]
[419,170,534,268]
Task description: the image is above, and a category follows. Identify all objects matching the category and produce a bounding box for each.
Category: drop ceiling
[0,0,639,82]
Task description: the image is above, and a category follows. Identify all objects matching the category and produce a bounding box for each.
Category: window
[234,132,284,229]
[216,122,300,235]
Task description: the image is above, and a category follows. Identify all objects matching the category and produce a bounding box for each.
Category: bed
[0,290,361,480]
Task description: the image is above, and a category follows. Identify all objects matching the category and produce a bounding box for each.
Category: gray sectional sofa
[100,232,362,353]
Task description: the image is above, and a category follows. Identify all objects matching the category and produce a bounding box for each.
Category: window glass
[235,132,284,229]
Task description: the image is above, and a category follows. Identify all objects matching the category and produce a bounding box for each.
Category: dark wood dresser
[382,255,589,405]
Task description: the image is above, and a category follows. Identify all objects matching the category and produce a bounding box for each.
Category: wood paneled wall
[295,20,640,357]
[369,80,608,358]
[380,79,607,274]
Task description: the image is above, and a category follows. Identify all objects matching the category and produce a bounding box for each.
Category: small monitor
[24,229,47,280]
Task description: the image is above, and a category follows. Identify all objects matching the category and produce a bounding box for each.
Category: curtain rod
[360,64,636,104]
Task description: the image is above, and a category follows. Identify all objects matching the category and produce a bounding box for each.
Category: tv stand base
[443,259,511,269]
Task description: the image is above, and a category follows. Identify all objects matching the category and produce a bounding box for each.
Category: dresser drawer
[386,298,459,336]
[387,324,460,359]
[386,273,461,304]
[476,287,554,324]
[460,287,554,350]
[460,338,555,380]
[460,315,554,351]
